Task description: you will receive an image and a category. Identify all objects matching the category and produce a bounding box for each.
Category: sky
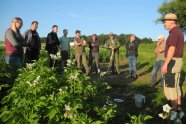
[0,0,170,41]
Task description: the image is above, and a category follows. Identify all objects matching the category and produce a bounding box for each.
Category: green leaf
[39,96,46,100]
[144,115,153,121]
[47,108,58,120]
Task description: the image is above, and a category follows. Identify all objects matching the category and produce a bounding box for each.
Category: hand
[112,48,114,51]
[91,44,94,47]
[109,46,112,49]
[157,41,160,46]
[161,64,167,75]
[82,41,86,46]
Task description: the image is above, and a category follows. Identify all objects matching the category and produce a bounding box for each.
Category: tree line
[39,33,153,46]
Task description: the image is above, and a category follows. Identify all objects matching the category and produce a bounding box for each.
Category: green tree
[157,0,186,33]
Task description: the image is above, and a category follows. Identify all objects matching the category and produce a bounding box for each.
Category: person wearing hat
[74,30,90,75]
[151,35,165,87]
[125,34,139,79]
[104,32,120,75]
[161,13,184,111]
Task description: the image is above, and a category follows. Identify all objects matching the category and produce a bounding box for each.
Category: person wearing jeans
[127,56,137,76]
[125,34,139,79]
[151,35,165,87]
[151,60,164,86]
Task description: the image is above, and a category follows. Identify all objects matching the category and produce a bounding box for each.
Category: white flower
[26,63,35,69]
[36,76,40,80]
[33,76,40,84]
[64,104,71,111]
[67,59,71,66]
[26,81,32,86]
[50,54,54,58]
[163,104,171,113]
[158,113,164,118]
[56,52,61,59]
[179,111,184,118]
[158,113,168,119]
[100,71,106,77]
[50,54,57,60]
[170,111,177,120]
[70,73,78,80]
[59,88,62,92]
[67,59,71,63]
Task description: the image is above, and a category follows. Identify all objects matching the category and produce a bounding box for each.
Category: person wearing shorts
[161,13,184,111]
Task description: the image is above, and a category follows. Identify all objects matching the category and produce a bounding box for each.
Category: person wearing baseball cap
[161,13,184,111]
[104,32,120,75]
[151,35,166,87]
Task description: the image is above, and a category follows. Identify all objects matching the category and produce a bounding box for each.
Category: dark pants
[25,49,39,63]
[61,50,70,70]
[47,47,58,68]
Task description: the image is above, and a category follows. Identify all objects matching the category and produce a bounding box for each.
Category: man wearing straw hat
[104,32,120,75]
[161,13,184,111]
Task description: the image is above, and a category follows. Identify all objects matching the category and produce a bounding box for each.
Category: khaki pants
[164,72,181,100]
[75,53,90,74]
[164,58,183,100]
[108,52,120,74]
[89,51,99,70]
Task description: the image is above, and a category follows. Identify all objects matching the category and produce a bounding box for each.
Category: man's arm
[74,38,83,46]
[114,39,120,49]
[82,39,86,46]
[157,42,165,53]
[161,46,175,74]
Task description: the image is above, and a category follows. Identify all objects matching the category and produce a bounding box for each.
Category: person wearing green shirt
[59,29,70,71]
[104,32,120,75]
[74,30,90,75]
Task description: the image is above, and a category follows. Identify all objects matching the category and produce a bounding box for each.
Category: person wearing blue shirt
[59,29,70,71]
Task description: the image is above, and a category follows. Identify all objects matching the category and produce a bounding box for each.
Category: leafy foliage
[128,113,153,124]
[157,0,186,33]
[0,50,116,123]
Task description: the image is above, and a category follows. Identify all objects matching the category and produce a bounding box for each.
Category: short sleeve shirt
[165,26,184,58]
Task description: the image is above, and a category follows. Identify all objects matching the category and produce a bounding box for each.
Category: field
[0,42,186,123]
[97,43,186,123]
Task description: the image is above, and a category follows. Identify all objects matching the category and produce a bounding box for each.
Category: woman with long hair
[4,17,28,72]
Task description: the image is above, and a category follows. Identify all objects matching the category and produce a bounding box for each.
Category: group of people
[151,13,184,112]
[4,18,71,72]
[4,12,184,112]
